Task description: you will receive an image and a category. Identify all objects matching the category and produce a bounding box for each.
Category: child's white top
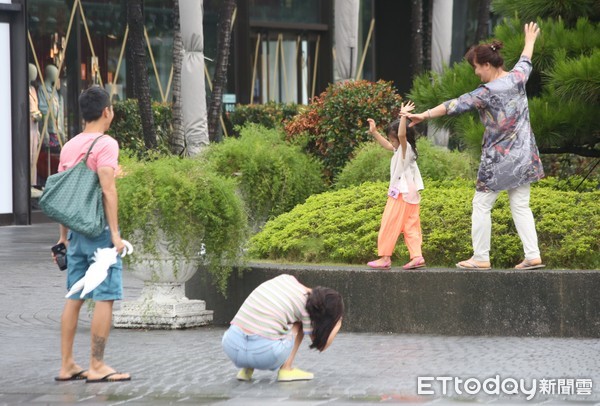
[389,143,424,193]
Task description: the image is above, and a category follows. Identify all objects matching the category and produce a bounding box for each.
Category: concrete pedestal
[113,282,213,329]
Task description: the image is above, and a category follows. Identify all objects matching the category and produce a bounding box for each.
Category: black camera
[51,243,68,271]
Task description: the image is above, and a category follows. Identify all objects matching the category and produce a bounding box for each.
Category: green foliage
[249,181,600,270]
[248,182,385,263]
[117,156,248,292]
[453,115,487,153]
[535,176,600,192]
[492,0,600,26]
[494,18,600,85]
[545,48,600,104]
[335,138,477,189]
[408,61,482,129]
[528,95,599,152]
[108,99,172,156]
[334,143,390,188]
[414,138,479,180]
[284,80,403,180]
[201,124,326,231]
[227,102,299,136]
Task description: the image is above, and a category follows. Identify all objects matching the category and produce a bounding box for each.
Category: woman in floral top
[405,22,544,270]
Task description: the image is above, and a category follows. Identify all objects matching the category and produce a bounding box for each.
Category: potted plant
[112,155,248,329]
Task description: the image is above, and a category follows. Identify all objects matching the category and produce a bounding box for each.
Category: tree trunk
[475,0,492,43]
[411,0,424,76]
[207,0,236,142]
[127,0,157,150]
[170,0,185,155]
[422,0,433,72]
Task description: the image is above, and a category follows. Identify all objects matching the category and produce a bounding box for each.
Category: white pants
[471,184,540,262]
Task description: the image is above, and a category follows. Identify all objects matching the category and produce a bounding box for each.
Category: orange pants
[377,195,422,258]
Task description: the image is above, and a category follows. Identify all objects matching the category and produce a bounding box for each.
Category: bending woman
[222,274,344,382]
[406,22,545,270]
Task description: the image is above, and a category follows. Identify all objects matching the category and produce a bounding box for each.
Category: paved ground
[1,223,599,405]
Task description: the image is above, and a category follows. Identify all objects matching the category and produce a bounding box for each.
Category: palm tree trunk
[475,0,492,43]
[411,0,424,76]
[423,0,433,71]
[127,0,157,150]
[207,0,236,142]
[171,0,185,155]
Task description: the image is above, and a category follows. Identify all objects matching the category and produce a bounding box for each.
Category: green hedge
[249,181,600,269]
[107,99,172,155]
[117,156,248,292]
[227,102,299,137]
[201,124,326,231]
[335,138,477,189]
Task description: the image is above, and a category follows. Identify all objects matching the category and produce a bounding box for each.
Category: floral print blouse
[444,55,544,192]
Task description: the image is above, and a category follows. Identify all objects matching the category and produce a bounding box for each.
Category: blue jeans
[222,325,294,370]
[66,228,123,301]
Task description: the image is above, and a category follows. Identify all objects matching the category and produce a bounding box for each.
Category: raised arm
[367,118,394,151]
[398,101,415,158]
[521,22,540,60]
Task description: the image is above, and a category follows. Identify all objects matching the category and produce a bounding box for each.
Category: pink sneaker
[402,256,425,270]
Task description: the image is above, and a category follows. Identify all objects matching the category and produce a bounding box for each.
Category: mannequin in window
[38,64,63,153]
[29,63,42,188]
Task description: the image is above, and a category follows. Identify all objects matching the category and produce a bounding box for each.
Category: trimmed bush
[117,156,248,292]
[201,124,326,231]
[249,181,600,269]
[335,138,477,189]
[108,99,172,155]
[227,102,299,137]
[334,142,390,189]
[284,80,403,180]
[534,175,600,192]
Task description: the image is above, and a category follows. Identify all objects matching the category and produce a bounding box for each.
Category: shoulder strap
[82,135,105,163]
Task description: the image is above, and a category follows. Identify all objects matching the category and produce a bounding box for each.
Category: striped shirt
[231,274,312,339]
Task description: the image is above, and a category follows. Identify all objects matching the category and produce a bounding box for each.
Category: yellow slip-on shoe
[277,368,314,382]
[236,368,254,381]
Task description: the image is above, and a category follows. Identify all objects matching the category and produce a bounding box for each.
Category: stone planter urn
[113,234,213,329]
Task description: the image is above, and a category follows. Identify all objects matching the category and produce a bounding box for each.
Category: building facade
[2,0,485,225]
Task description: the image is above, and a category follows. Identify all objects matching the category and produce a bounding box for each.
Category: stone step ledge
[186,263,600,337]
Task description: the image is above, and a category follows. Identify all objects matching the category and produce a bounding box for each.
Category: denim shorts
[66,228,123,301]
[222,325,294,370]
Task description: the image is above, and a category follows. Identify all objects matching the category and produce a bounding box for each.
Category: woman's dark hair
[387,119,419,159]
[79,86,111,122]
[306,287,344,351]
[465,40,504,68]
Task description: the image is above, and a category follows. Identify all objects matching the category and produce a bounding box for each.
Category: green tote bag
[39,135,107,238]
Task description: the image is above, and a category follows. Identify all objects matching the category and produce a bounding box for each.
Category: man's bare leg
[57,299,87,379]
[86,300,130,381]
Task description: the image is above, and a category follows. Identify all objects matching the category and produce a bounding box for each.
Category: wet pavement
[1,223,599,405]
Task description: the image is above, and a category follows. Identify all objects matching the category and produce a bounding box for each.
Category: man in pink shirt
[52,87,130,383]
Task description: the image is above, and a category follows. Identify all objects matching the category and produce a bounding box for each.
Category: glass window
[144,0,174,102]
[249,0,321,24]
